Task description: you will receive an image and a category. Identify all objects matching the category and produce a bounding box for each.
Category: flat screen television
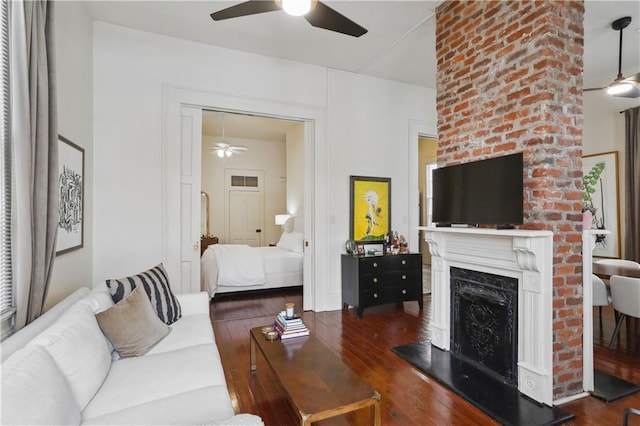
[432,152,524,227]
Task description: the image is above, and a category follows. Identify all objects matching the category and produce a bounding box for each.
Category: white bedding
[201,245,303,297]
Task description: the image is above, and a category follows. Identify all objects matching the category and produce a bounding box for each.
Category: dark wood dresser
[200,237,219,255]
[341,253,423,318]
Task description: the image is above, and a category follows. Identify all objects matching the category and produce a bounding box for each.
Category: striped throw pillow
[106,263,182,325]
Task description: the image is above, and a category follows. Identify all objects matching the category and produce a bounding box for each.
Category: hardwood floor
[210,290,640,425]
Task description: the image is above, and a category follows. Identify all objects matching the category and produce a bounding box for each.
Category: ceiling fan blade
[230,146,248,152]
[304,1,367,37]
[583,87,605,92]
[211,1,280,21]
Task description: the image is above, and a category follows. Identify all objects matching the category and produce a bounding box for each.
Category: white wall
[201,135,286,246]
[93,22,327,285]
[326,70,436,301]
[48,2,93,309]
[92,22,435,310]
[286,124,305,231]
[583,91,640,258]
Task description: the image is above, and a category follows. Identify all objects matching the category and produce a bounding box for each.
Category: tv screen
[432,153,524,226]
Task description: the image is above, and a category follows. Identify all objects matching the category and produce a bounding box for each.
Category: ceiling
[83,0,640,138]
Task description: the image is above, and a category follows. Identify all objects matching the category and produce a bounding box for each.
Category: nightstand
[201,237,219,255]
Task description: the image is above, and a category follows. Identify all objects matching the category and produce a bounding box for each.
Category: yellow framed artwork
[350,176,391,243]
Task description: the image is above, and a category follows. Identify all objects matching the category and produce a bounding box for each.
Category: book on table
[274,312,309,339]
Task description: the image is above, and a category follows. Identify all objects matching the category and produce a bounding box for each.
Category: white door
[179,106,202,293]
[229,191,262,246]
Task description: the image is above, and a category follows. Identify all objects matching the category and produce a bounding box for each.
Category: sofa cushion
[146,313,214,356]
[209,414,265,426]
[82,343,226,421]
[106,263,182,324]
[0,287,90,362]
[28,302,112,410]
[1,345,82,425]
[82,385,235,425]
[96,285,170,357]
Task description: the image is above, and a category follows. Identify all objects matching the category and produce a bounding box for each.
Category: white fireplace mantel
[419,227,554,405]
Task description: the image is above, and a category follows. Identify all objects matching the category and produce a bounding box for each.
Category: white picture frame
[582,151,620,258]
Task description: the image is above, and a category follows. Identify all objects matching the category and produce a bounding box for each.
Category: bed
[200,228,304,298]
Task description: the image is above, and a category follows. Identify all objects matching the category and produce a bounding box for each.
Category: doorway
[418,136,438,264]
[163,87,322,311]
[201,110,298,248]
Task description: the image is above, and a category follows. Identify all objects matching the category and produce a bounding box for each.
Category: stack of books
[273,312,309,340]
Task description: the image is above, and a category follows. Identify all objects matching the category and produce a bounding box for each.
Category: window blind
[0,0,15,340]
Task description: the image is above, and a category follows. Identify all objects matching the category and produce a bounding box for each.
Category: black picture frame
[349,175,391,244]
[56,135,84,255]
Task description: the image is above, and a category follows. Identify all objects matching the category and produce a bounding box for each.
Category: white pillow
[276,231,304,253]
[29,302,112,410]
[1,345,82,425]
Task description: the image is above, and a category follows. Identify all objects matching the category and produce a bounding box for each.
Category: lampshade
[275,214,290,225]
[281,0,312,16]
[607,80,634,95]
[606,73,640,97]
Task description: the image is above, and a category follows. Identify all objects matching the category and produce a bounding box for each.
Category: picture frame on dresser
[349,175,391,244]
[56,135,84,255]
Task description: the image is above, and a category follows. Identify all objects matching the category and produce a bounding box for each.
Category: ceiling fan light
[606,81,634,95]
[216,150,225,158]
[225,149,232,157]
[281,0,312,16]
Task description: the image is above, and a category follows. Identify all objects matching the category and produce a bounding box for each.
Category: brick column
[435,0,585,399]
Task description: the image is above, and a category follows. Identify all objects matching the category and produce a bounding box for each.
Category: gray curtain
[23,1,58,324]
[624,106,639,263]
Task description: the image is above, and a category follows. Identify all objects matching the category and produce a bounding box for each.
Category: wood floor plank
[211,289,640,425]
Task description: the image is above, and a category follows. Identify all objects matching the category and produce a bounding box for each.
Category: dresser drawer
[358,255,420,274]
[360,269,422,289]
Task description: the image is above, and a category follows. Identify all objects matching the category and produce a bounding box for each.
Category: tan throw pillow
[95,286,170,357]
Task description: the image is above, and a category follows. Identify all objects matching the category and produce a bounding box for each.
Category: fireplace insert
[450,267,518,386]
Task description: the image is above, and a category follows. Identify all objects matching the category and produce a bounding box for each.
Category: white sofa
[1,284,262,425]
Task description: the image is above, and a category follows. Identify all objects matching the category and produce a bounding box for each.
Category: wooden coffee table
[250,327,381,425]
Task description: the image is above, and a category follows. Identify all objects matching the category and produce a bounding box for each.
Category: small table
[592,263,640,280]
[249,327,381,425]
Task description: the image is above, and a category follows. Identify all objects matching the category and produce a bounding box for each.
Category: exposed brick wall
[435,0,585,399]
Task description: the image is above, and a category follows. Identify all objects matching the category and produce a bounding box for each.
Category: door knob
[256,229,262,233]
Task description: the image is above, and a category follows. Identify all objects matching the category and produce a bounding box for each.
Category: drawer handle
[402,260,407,265]
[402,289,407,295]
[373,262,378,268]
[373,293,378,299]
[402,275,407,280]
[373,278,378,283]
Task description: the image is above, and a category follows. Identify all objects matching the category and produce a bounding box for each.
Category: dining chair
[592,274,611,326]
[609,275,640,350]
[595,258,640,269]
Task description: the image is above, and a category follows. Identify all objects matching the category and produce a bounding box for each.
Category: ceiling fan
[210,0,368,38]
[210,114,248,158]
[584,16,640,98]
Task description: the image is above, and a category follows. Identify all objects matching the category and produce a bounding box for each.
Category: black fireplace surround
[450,267,518,387]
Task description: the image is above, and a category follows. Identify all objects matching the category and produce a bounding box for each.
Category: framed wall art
[350,175,391,243]
[56,135,84,255]
[582,151,620,258]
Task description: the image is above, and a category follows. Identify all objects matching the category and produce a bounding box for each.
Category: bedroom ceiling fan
[210,0,368,38]
[584,16,640,98]
[210,114,248,158]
